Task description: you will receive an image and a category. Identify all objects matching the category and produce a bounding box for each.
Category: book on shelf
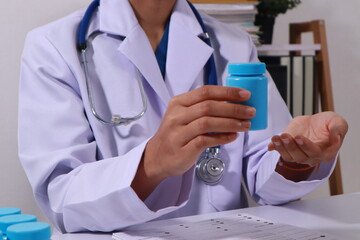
[191,0,261,45]
[282,56,315,117]
[260,55,315,117]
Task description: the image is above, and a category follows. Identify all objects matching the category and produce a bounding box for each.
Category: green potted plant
[255,0,302,44]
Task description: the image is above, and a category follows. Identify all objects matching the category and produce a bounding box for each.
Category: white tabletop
[52,192,360,240]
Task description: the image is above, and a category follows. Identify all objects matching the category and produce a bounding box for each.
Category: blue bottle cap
[0,208,21,217]
[0,214,37,235]
[228,63,266,75]
[7,222,51,240]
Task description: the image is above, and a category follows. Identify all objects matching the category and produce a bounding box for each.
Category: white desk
[52,192,360,240]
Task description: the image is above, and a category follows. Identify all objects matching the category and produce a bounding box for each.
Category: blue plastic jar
[0,214,37,238]
[226,63,268,130]
[0,208,21,239]
[0,208,21,218]
[6,222,51,240]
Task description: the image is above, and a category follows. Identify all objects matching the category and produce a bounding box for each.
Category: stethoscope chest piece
[196,147,225,185]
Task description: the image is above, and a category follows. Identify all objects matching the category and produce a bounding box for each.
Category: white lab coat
[18,0,335,233]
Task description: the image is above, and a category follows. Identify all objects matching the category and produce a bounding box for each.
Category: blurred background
[0,0,358,223]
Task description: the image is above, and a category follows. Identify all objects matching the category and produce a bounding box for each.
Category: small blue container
[226,63,268,130]
[0,208,21,218]
[0,214,37,237]
[7,222,51,240]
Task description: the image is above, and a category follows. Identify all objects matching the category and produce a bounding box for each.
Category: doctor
[19,0,347,234]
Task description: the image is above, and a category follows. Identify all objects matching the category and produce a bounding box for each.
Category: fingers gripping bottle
[226,63,268,130]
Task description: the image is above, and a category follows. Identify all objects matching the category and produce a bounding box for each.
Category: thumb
[328,116,348,148]
[329,132,341,149]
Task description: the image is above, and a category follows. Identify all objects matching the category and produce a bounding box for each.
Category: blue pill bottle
[0,208,21,240]
[226,63,268,130]
[0,214,37,239]
[0,208,21,218]
[7,222,51,240]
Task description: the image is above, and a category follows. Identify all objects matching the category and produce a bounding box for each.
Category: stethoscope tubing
[77,0,100,51]
[77,0,224,184]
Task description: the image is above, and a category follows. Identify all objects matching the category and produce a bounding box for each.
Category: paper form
[112,213,337,240]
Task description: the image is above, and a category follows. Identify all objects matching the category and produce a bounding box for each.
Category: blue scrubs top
[155,22,170,79]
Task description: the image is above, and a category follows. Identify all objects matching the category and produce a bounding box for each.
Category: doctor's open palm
[131,86,348,200]
[268,111,348,167]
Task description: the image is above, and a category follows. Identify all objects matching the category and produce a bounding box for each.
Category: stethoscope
[76,0,225,185]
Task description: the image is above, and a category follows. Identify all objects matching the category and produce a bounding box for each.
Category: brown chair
[289,20,343,196]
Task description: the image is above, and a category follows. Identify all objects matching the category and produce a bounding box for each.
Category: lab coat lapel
[166,1,214,96]
[97,0,213,103]
[99,0,171,104]
[118,28,172,104]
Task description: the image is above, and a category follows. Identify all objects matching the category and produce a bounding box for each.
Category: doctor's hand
[131,85,254,199]
[268,111,348,181]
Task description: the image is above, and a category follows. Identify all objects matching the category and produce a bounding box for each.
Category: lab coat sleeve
[242,39,336,205]
[18,29,187,233]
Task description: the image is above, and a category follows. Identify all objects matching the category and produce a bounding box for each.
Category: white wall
[0,0,359,225]
[0,0,89,222]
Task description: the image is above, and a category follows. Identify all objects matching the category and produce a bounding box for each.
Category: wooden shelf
[257,44,321,52]
[257,44,321,56]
